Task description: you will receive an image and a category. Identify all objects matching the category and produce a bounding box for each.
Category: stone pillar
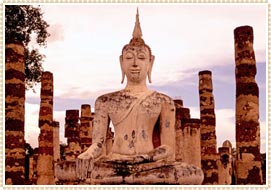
[80,104,93,152]
[174,99,189,162]
[53,121,60,162]
[234,25,262,184]
[182,119,201,168]
[217,146,232,185]
[31,149,39,184]
[28,156,33,181]
[199,70,218,184]
[65,110,81,161]
[36,71,55,185]
[218,148,229,184]
[5,42,25,185]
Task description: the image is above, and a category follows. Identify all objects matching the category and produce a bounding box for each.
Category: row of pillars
[195,25,262,184]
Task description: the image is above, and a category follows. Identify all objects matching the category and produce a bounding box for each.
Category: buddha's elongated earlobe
[147,55,155,83]
[121,71,125,84]
[120,55,125,84]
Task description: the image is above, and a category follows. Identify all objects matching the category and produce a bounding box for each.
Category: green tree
[5,5,50,90]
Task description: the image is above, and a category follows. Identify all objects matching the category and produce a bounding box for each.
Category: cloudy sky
[24,4,267,153]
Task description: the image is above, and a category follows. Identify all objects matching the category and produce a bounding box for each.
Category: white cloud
[25,103,40,148]
[216,109,236,148]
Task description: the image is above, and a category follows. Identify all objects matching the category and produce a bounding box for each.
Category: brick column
[65,110,81,161]
[36,71,55,184]
[53,121,60,162]
[5,42,25,185]
[182,119,201,168]
[174,99,190,162]
[199,70,218,184]
[80,104,92,152]
[234,25,262,184]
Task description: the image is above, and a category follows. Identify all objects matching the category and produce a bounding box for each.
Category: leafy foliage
[5,5,50,90]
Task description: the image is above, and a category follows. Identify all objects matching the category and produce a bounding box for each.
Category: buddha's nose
[132,59,138,66]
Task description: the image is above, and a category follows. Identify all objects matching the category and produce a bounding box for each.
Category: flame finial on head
[132,8,142,38]
[129,8,145,46]
[122,8,152,56]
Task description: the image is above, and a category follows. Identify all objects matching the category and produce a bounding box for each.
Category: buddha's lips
[130,69,140,74]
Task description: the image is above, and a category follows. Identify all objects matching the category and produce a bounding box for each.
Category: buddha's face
[120,45,154,83]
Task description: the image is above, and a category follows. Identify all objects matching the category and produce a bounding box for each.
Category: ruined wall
[174,99,201,168]
[80,104,93,152]
[5,42,25,185]
[234,25,262,184]
[65,110,81,161]
[174,99,187,161]
[182,119,201,168]
[36,71,55,185]
[198,70,218,184]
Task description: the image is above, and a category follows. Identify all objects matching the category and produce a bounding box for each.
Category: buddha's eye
[125,53,133,59]
[138,53,146,60]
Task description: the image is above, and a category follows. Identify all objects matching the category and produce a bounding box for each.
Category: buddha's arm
[153,98,176,161]
[77,96,109,160]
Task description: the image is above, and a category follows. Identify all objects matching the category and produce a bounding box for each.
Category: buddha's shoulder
[95,90,134,103]
[152,91,173,100]
[151,91,174,104]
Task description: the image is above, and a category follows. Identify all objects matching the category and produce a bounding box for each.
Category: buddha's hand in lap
[76,143,103,180]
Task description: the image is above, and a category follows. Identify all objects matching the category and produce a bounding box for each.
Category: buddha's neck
[124,82,149,95]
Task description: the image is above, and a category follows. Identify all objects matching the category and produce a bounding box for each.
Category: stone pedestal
[5,42,25,185]
[234,25,262,184]
[37,71,55,185]
[198,70,218,184]
[91,160,203,185]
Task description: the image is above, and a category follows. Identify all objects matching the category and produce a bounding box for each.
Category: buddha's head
[120,9,155,84]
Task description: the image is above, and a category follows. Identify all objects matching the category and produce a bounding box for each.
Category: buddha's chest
[107,97,162,125]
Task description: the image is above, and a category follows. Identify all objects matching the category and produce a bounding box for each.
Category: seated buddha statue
[76,9,204,185]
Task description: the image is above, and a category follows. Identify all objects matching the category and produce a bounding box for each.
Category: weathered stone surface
[198,70,218,184]
[5,42,25,185]
[234,25,262,184]
[37,71,55,185]
[55,161,77,181]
